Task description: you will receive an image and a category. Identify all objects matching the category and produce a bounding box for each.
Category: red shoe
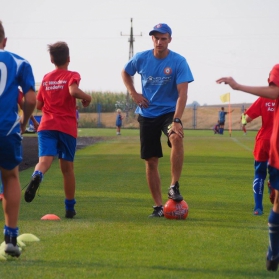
[268,180,275,204]
[0,193,3,201]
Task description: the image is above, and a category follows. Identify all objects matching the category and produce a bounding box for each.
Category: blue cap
[149,23,172,36]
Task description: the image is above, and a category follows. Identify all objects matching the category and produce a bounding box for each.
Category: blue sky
[2,0,279,105]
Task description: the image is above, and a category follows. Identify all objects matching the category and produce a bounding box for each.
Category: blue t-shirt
[124,49,194,118]
[116,114,122,126]
[219,111,227,122]
[0,50,35,136]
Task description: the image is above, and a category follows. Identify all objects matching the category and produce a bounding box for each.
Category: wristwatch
[173,118,182,124]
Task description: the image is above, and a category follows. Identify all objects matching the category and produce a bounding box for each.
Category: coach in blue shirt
[121,23,194,218]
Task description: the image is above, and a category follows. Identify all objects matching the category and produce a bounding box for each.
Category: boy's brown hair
[47,41,69,66]
[0,21,5,43]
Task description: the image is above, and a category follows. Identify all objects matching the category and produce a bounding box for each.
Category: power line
[120,18,142,118]
[121,18,142,60]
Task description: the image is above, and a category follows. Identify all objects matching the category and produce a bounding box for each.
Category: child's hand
[216,77,239,90]
[82,99,90,107]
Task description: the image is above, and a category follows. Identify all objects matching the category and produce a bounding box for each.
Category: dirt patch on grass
[20,137,102,171]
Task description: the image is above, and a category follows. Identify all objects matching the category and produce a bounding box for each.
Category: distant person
[245,98,275,215]
[0,20,36,257]
[240,108,247,135]
[216,64,279,272]
[213,120,220,134]
[218,106,234,134]
[115,109,124,135]
[121,23,194,217]
[24,41,92,219]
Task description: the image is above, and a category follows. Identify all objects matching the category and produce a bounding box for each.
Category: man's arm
[121,69,148,108]
[174,82,188,120]
[169,82,188,138]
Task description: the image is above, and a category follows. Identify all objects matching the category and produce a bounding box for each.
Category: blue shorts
[116,121,122,127]
[38,131,76,162]
[0,134,22,170]
[268,165,279,191]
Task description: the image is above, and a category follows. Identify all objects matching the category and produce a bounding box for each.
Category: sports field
[0,129,276,279]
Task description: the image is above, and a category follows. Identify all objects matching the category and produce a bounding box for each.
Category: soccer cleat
[65,210,76,219]
[267,258,279,271]
[268,180,275,204]
[168,181,183,202]
[24,174,42,203]
[5,243,21,257]
[253,208,263,216]
[266,248,279,271]
[149,206,164,217]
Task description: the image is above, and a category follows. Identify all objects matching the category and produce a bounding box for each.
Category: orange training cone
[41,214,60,220]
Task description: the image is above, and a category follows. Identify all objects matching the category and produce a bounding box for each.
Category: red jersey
[37,69,81,138]
[268,64,279,170]
[245,97,275,141]
[246,97,275,161]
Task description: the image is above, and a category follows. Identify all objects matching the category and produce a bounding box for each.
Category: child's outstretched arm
[216,77,279,99]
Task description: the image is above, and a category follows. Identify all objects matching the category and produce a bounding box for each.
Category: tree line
[77,91,128,112]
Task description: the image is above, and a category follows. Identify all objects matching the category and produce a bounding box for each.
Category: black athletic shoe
[24,174,41,203]
[168,181,183,202]
[266,248,279,271]
[65,210,76,219]
[149,206,164,217]
[266,257,279,271]
[5,243,21,258]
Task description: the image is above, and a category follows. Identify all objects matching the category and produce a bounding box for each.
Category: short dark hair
[0,20,5,43]
[47,41,69,66]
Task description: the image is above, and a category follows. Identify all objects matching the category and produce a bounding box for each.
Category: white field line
[231,137,253,152]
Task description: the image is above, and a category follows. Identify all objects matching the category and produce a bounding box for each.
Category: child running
[24,41,92,218]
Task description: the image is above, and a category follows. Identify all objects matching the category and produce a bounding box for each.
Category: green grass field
[0,129,277,279]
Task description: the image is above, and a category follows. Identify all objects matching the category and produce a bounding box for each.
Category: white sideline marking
[231,137,253,152]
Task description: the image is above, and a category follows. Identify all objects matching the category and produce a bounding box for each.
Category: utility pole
[121,18,142,118]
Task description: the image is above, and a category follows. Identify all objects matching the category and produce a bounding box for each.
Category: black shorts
[138,112,174,159]
[219,121,225,125]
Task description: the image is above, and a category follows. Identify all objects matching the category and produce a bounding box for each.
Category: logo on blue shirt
[147,76,172,85]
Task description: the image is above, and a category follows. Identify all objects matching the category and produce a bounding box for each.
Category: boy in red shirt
[217,64,279,272]
[245,97,275,215]
[24,42,91,218]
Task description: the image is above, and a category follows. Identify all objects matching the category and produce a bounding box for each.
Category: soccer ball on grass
[163,199,189,220]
